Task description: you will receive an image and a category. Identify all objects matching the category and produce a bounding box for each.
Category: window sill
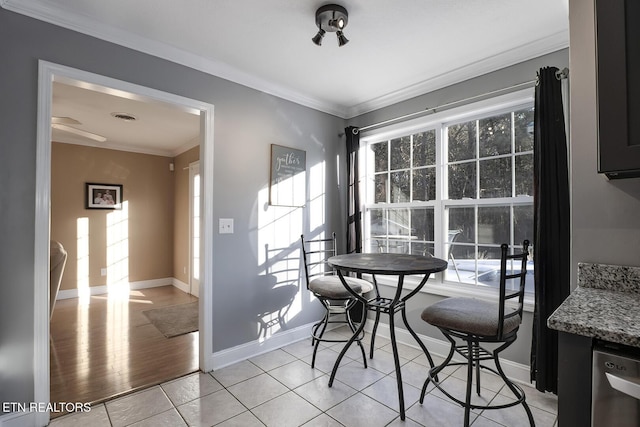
[365,273,535,313]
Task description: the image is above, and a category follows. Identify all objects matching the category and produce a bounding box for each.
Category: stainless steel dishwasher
[592,344,640,426]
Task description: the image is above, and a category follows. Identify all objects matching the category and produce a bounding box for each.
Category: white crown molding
[345,29,569,119]
[3,0,566,120]
[172,136,200,158]
[53,135,200,158]
[53,137,179,157]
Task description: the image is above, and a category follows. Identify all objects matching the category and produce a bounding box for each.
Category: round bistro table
[327,252,448,420]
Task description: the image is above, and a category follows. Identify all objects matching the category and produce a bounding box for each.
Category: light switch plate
[219,218,234,234]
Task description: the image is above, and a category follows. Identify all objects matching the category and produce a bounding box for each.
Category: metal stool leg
[346,300,367,368]
[493,350,535,426]
[388,310,406,420]
[369,308,381,359]
[311,303,331,368]
[328,313,367,387]
[463,339,473,427]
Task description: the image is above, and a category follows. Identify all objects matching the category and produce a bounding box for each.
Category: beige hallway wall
[51,142,175,291]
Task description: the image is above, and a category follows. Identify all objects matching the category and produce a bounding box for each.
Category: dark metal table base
[328,274,438,420]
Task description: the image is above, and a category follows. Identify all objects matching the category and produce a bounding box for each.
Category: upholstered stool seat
[308,276,373,300]
[422,297,521,337]
[419,241,535,427]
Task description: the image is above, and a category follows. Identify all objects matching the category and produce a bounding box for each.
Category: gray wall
[569,0,640,285]
[0,8,345,406]
[348,49,570,366]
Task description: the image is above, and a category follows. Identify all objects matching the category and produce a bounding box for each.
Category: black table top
[328,253,448,276]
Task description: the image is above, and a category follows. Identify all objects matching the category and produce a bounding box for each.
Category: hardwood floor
[50,285,199,409]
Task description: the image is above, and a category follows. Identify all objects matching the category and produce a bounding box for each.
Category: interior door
[189,161,201,297]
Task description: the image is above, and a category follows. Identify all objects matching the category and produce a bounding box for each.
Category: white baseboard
[210,322,316,371]
[0,410,38,427]
[56,278,176,300]
[208,319,531,386]
[171,277,190,294]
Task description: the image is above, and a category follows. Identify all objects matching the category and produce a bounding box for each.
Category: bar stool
[300,233,373,368]
[420,240,534,427]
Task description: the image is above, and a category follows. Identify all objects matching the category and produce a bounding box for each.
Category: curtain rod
[354,67,569,135]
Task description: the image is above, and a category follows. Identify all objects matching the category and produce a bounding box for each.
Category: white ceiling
[3,0,569,154]
[51,81,201,157]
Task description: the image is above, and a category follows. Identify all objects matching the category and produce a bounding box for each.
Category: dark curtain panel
[530,67,570,394]
[346,126,362,254]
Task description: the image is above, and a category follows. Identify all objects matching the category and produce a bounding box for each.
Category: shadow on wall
[254,244,302,339]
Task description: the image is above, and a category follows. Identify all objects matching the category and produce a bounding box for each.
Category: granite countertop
[547,263,640,348]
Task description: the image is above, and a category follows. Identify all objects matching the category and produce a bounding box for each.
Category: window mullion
[435,124,445,260]
[511,111,516,198]
[476,119,481,200]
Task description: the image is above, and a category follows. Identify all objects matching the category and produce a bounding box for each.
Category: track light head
[312,29,325,46]
[336,31,349,47]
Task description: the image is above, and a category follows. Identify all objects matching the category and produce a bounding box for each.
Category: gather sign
[269,144,306,207]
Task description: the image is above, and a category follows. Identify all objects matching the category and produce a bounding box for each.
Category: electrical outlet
[100,268,107,276]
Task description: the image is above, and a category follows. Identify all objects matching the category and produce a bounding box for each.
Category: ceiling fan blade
[51,123,107,143]
[51,116,81,125]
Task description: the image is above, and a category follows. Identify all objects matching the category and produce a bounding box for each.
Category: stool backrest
[301,233,337,290]
[497,240,530,339]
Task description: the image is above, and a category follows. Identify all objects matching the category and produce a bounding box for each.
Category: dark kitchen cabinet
[557,332,593,426]
[595,0,640,179]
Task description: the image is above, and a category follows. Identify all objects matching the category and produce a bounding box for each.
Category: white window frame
[358,88,535,311]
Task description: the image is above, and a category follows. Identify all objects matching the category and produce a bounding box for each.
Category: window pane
[390,171,410,203]
[476,245,503,289]
[411,208,434,241]
[372,209,412,252]
[413,130,436,167]
[370,209,386,236]
[412,167,436,201]
[478,206,510,244]
[387,209,411,236]
[514,108,534,152]
[448,121,476,162]
[515,153,533,196]
[375,173,387,203]
[479,113,512,157]
[514,205,533,244]
[390,136,411,170]
[373,141,388,172]
[479,157,512,198]
[448,207,475,244]
[448,162,476,199]
[412,242,434,256]
[447,211,475,283]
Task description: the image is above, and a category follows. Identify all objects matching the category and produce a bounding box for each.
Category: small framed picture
[86,183,123,209]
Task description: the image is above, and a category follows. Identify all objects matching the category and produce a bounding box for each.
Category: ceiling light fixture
[312,4,349,47]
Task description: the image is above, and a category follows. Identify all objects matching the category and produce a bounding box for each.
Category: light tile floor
[49,328,558,427]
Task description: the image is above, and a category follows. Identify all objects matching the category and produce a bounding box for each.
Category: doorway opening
[34,61,214,426]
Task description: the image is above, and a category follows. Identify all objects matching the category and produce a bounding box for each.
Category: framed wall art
[269,144,306,207]
[86,182,123,209]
